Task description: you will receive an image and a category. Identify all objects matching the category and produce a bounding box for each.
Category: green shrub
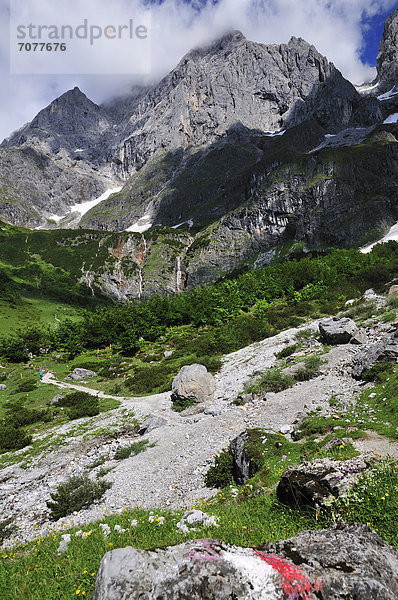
[171,396,198,413]
[275,343,300,359]
[114,440,150,460]
[245,367,295,395]
[6,400,52,427]
[204,450,234,488]
[55,391,100,419]
[0,422,32,451]
[15,378,37,393]
[294,355,324,382]
[46,475,112,520]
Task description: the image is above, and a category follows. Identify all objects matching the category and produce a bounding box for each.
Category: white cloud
[0,0,396,141]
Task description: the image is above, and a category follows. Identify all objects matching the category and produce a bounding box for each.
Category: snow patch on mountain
[70,187,122,217]
[125,214,152,233]
[384,113,398,124]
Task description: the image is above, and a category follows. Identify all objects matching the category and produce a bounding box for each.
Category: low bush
[171,396,198,413]
[46,475,112,520]
[6,400,52,427]
[15,378,37,393]
[204,450,234,488]
[0,422,32,451]
[275,343,300,359]
[55,391,100,419]
[294,355,324,382]
[245,367,295,395]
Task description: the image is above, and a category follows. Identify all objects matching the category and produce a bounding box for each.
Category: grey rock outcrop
[319,318,358,345]
[65,368,97,381]
[171,364,216,408]
[229,431,261,484]
[276,455,376,507]
[376,9,398,94]
[138,416,167,436]
[351,330,398,378]
[93,526,398,600]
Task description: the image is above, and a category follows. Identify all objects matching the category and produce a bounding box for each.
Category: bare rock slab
[171,364,216,406]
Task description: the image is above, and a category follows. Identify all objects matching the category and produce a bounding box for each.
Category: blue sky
[361,7,394,65]
[0,0,397,141]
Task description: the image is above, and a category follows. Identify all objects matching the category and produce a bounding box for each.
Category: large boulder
[65,367,97,380]
[93,526,398,600]
[319,317,358,345]
[277,456,376,507]
[171,364,215,407]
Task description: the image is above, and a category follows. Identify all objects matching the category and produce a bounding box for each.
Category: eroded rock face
[319,318,358,345]
[93,526,398,600]
[229,432,261,484]
[276,456,376,507]
[171,364,216,407]
[376,8,398,94]
[351,330,398,378]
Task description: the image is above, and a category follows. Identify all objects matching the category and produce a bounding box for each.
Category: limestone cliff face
[376,8,398,94]
[115,33,377,177]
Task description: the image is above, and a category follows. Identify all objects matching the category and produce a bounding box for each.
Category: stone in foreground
[276,456,376,507]
[93,525,398,599]
[171,364,216,407]
[319,317,358,345]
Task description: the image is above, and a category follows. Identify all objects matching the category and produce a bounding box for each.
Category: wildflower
[385,493,389,497]
[158,516,165,525]
[339,445,345,449]
[109,542,113,547]
[82,570,87,574]
[381,497,385,501]
[76,591,80,595]
[91,573,96,577]
[282,455,287,461]
[131,519,138,527]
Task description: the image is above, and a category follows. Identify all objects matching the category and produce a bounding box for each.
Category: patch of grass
[321,460,398,547]
[245,367,295,395]
[362,362,395,382]
[47,475,112,521]
[114,440,151,460]
[294,328,314,342]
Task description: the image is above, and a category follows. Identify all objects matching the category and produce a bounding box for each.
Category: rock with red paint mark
[92,538,285,599]
[276,455,377,507]
[262,523,398,600]
[92,526,398,599]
